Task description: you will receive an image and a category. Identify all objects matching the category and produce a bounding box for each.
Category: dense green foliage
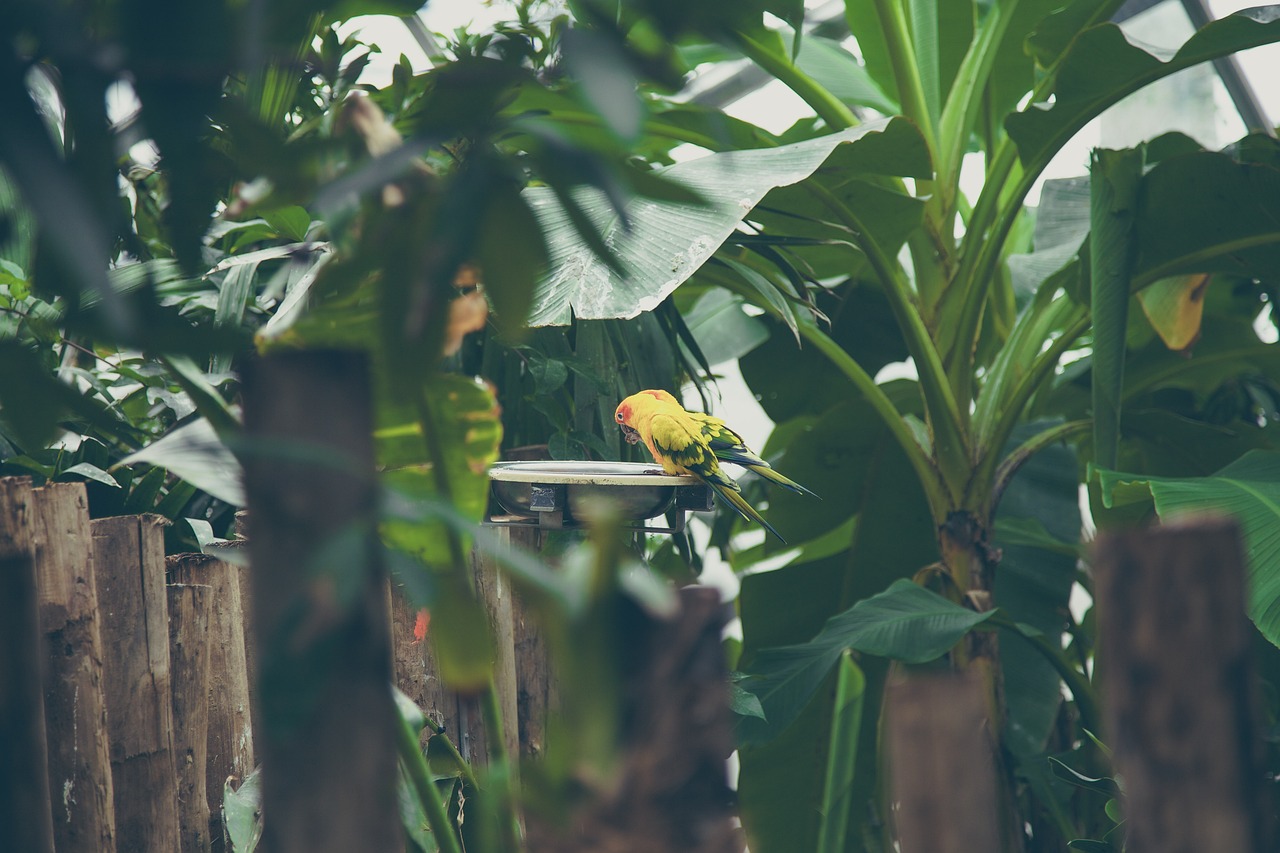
[5,1,1280,851]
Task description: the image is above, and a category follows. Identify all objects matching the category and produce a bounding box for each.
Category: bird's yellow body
[614,390,814,541]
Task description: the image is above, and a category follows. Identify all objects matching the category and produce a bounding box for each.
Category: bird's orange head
[614,397,642,445]
[614,390,676,445]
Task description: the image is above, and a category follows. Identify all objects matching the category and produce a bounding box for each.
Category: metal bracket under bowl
[486,461,714,534]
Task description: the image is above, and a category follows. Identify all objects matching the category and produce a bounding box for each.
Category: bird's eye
[615,412,624,421]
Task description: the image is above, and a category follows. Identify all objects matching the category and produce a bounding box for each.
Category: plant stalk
[396,709,465,853]
[728,29,859,130]
[796,320,948,518]
[807,183,971,497]
[481,677,524,851]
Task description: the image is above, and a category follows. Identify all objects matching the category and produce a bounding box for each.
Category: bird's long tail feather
[743,464,819,498]
[709,480,786,543]
[709,440,818,498]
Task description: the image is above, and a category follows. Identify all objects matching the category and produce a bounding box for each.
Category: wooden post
[1096,516,1272,852]
[92,514,182,853]
[391,524,552,763]
[524,586,743,852]
[465,525,521,764]
[168,583,213,853]
[509,526,554,758]
[0,477,56,853]
[885,673,1001,853]
[228,511,261,754]
[167,552,255,841]
[30,481,116,852]
[242,350,399,853]
[389,579,460,748]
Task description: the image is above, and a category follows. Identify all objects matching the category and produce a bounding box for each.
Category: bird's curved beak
[620,424,641,445]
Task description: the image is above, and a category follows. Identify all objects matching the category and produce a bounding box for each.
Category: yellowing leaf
[1137,273,1211,351]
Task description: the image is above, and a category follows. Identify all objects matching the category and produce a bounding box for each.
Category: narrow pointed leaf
[1090,147,1142,471]
[815,652,865,853]
[117,417,245,506]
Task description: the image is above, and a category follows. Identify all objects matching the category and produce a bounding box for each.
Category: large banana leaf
[741,579,997,743]
[1007,7,1280,174]
[1097,450,1280,647]
[525,117,930,326]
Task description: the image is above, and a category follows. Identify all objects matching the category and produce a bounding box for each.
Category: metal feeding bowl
[488,461,712,531]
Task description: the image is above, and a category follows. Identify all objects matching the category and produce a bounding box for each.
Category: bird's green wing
[650,412,736,488]
[698,416,818,497]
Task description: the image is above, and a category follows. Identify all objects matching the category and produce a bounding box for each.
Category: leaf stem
[989,419,1091,513]
[807,182,970,500]
[430,729,481,791]
[796,320,946,517]
[936,0,1021,208]
[991,614,1102,737]
[727,29,859,130]
[396,706,464,853]
[971,312,1090,508]
[869,0,937,154]
[481,677,523,850]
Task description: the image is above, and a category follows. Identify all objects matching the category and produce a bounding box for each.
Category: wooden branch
[241,350,399,853]
[92,514,182,853]
[31,481,116,852]
[1096,516,1273,852]
[0,477,56,853]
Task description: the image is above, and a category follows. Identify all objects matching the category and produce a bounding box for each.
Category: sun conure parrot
[614,389,815,541]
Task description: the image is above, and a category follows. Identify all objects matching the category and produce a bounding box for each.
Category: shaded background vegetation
[6,1,1280,851]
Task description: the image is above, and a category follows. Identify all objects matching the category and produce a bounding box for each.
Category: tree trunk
[92,514,182,853]
[31,481,117,853]
[938,508,1023,853]
[241,350,400,853]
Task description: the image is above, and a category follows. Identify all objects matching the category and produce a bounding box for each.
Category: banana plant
[528,1,1280,849]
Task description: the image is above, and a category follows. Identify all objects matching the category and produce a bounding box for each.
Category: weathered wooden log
[885,673,1001,853]
[242,350,399,853]
[31,481,116,852]
[388,578,459,749]
[168,583,213,853]
[509,526,554,759]
[390,523,554,764]
[1096,516,1273,852]
[524,585,743,852]
[0,477,56,853]
[167,552,254,838]
[462,525,521,765]
[92,514,182,853]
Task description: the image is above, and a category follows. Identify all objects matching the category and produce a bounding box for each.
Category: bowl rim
[488,460,699,487]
